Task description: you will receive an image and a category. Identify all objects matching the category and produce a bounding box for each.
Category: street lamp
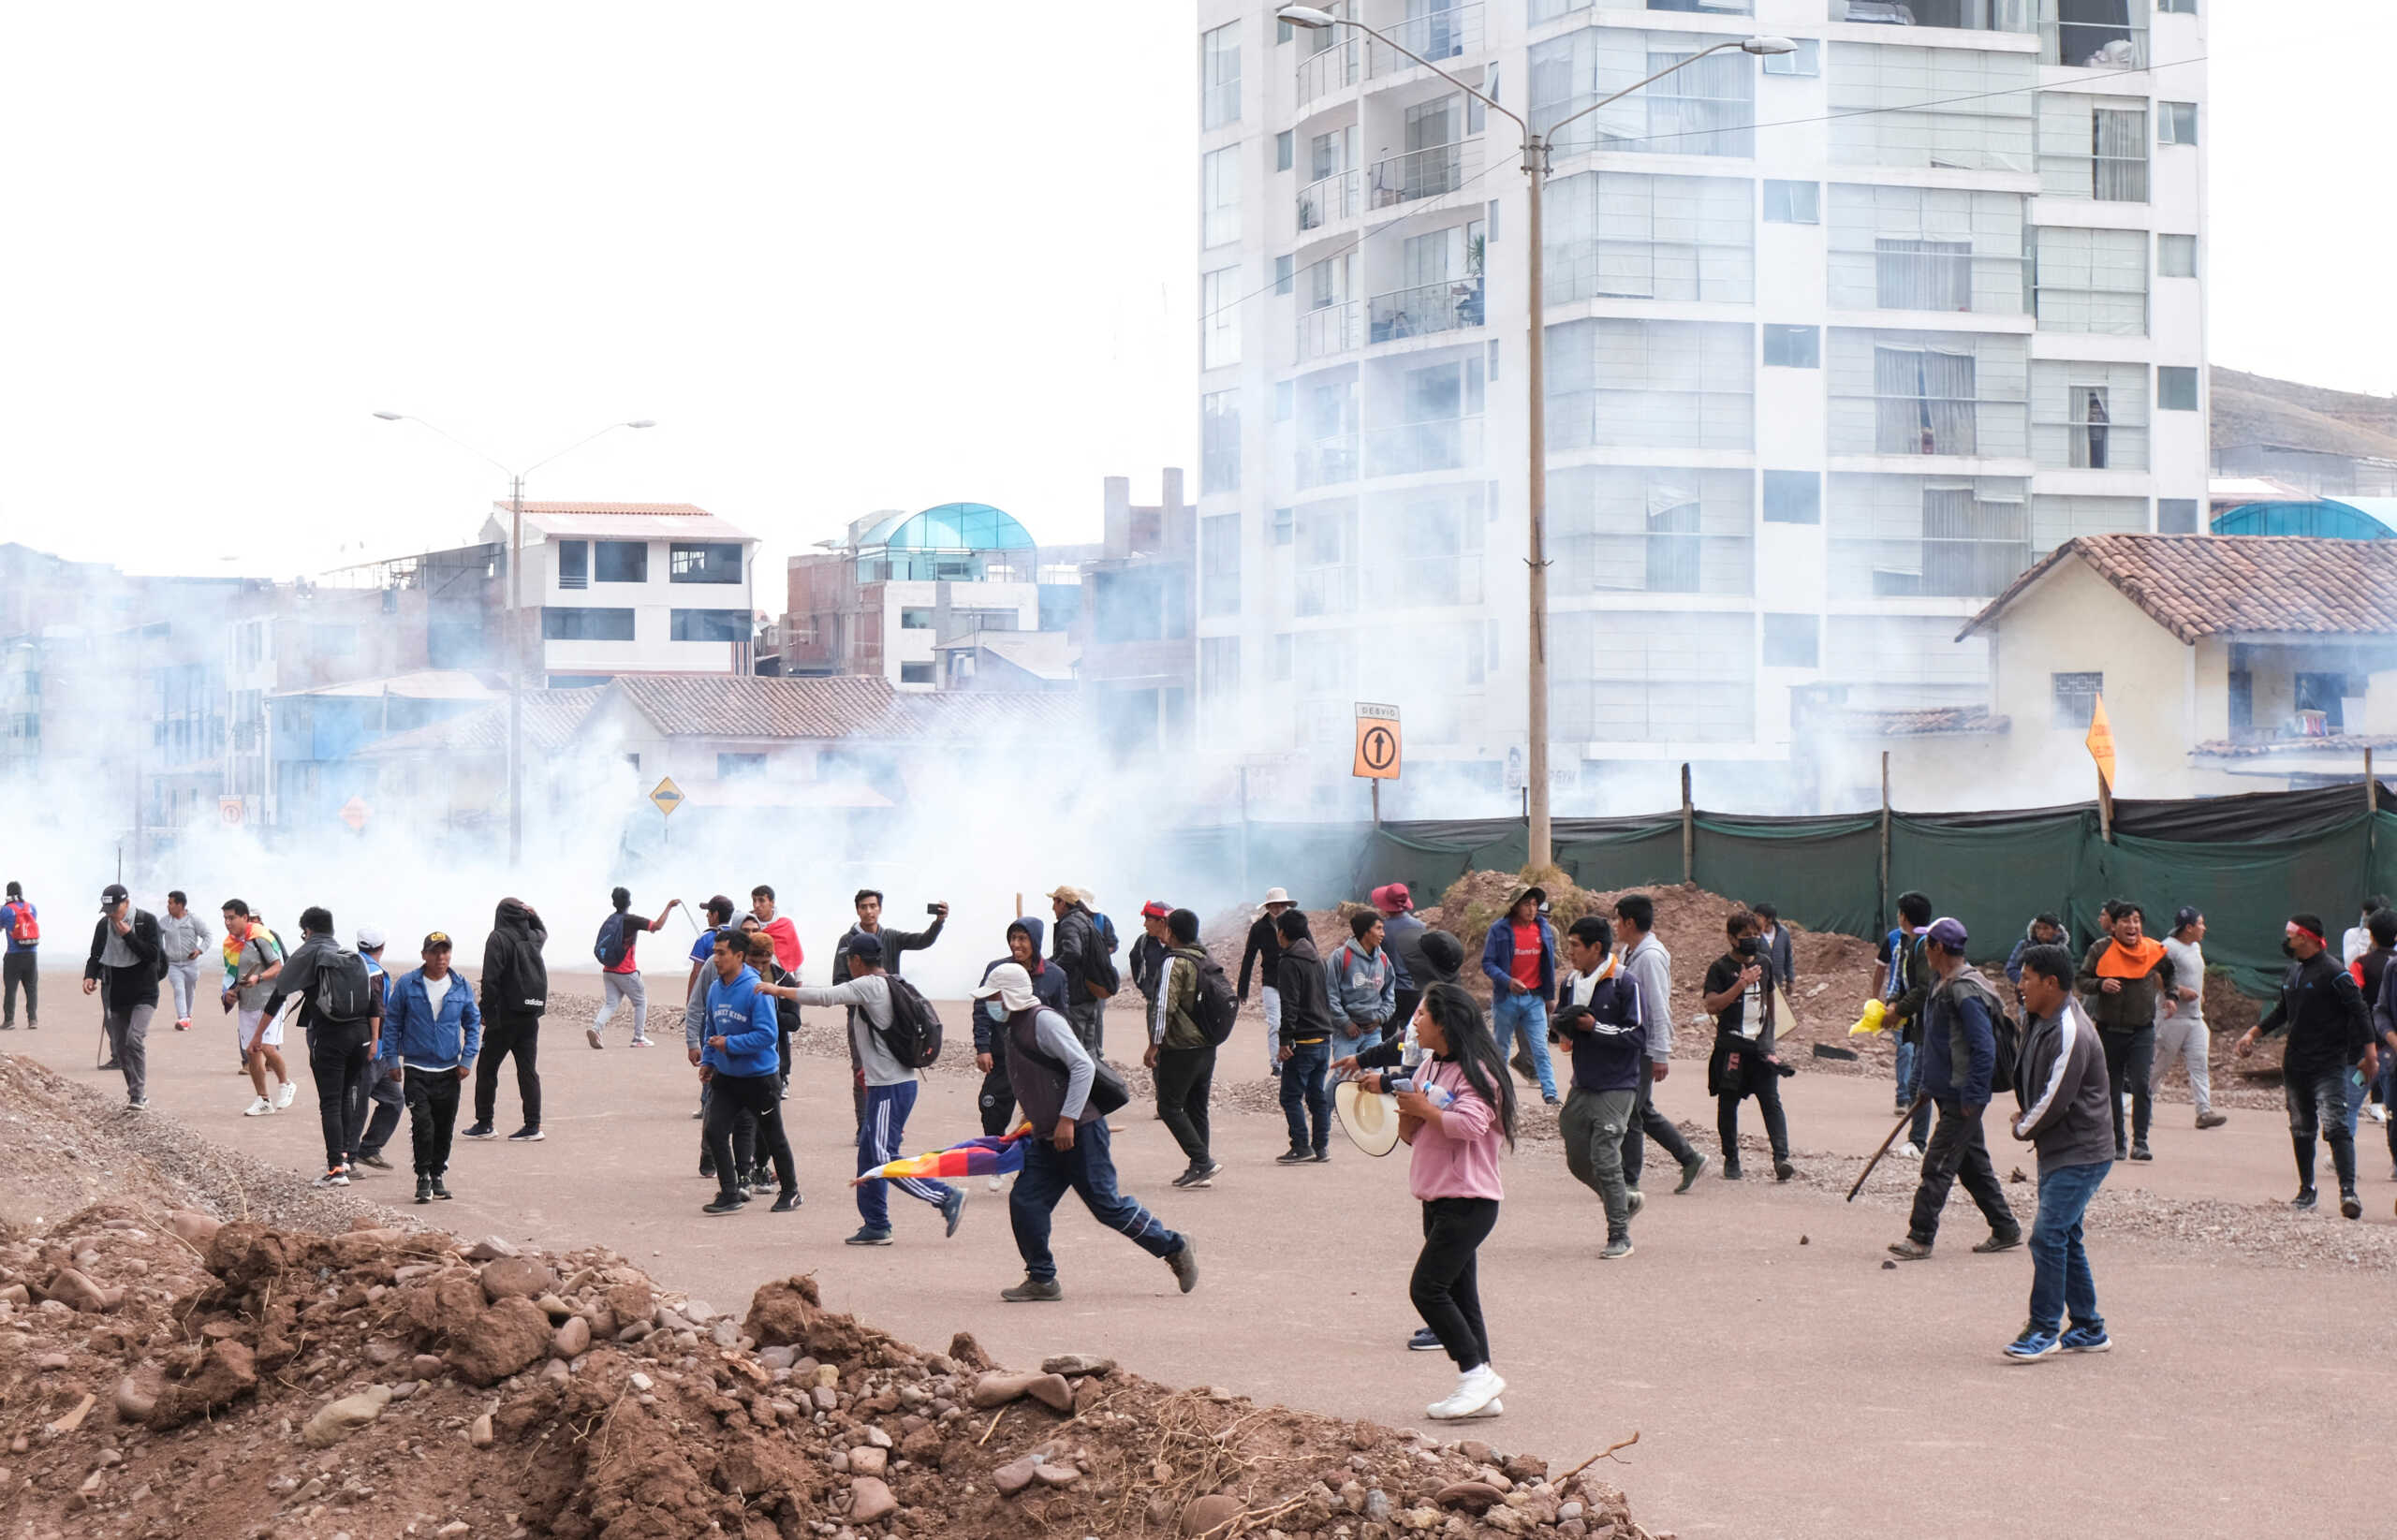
[372,412,655,866]
[1277,5,1791,866]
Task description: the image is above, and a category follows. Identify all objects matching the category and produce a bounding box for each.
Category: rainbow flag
[853,1126,1034,1185]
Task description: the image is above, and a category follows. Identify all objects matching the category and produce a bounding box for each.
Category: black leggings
[704,1073,794,1199]
[1411,1196,1499,1371]
[978,1042,1018,1137]
[309,1029,374,1169]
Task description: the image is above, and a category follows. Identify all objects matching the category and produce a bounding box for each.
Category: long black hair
[1420,982,1517,1151]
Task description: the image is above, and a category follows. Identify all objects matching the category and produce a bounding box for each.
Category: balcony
[1295,37,1360,107]
[1367,3,1485,79]
[1368,139,1481,211]
[1369,277,1484,345]
[1298,169,1362,233]
[1294,435,1362,491]
[1296,301,1365,363]
[1367,416,1485,477]
[2044,14,2147,69]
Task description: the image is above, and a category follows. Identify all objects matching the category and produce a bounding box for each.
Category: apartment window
[1546,171,1755,305]
[897,663,935,686]
[2159,101,2198,145]
[2038,95,2148,200]
[1763,614,1820,668]
[1763,180,1817,225]
[1831,330,2030,459]
[666,542,740,584]
[1828,44,2036,173]
[1274,254,1293,295]
[1274,380,1294,421]
[718,752,768,779]
[1764,471,1819,525]
[1763,325,1819,369]
[2044,1,2149,69]
[1761,37,1817,76]
[1529,29,1755,158]
[1272,632,1294,682]
[542,607,635,641]
[898,608,933,630]
[596,540,648,582]
[1296,507,1358,617]
[2051,671,2104,729]
[556,540,589,590]
[2032,360,2150,470]
[1830,184,2025,316]
[2033,493,2149,551]
[2157,234,2197,277]
[1200,22,1241,129]
[2157,365,2198,411]
[1201,147,1241,248]
[1272,506,1294,547]
[2158,498,2198,534]
[1828,474,2031,598]
[1199,390,1241,496]
[669,609,748,642]
[1549,465,1753,596]
[2031,227,2148,335]
[1199,636,1241,702]
[1550,609,1757,744]
[1386,488,1487,608]
[1275,130,1293,172]
[2159,0,2195,12]
[1200,267,1241,369]
[1200,512,1242,619]
[1547,318,1755,452]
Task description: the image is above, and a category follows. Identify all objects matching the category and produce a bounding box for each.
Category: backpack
[1187,951,1238,1047]
[6,903,37,945]
[1079,912,1122,1000]
[594,913,630,970]
[875,975,945,1069]
[312,946,375,1026]
[1991,1010,2023,1102]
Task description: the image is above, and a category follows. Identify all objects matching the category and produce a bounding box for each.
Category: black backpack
[594,913,630,970]
[877,975,945,1069]
[1187,951,1238,1047]
[312,946,375,1026]
[1080,912,1122,1000]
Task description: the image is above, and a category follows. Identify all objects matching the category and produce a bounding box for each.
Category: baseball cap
[1926,917,1969,950]
[2173,905,2201,931]
[1140,901,1171,920]
[355,926,387,951]
[973,961,1037,1013]
[848,932,885,961]
[99,883,129,912]
[420,931,452,951]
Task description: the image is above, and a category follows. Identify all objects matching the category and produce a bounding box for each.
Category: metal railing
[1296,37,1360,105]
[1368,139,1481,209]
[1366,416,1485,477]
[1367,3,1484,77]
[1294,436,1362,491]
[1298,169,1362,232]
[2044,19,2148,69]
[1369,277,1485,344]
[1296,301,1364,362]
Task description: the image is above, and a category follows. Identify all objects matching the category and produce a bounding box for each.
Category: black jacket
[833,915,944,983]
[1129,933,1169,1000]
[2258,949,2373,1080]
[84,910,163,1013]
[1274,934,1336,1044]
[1051,903,1100,1001]
[479,900,550,1019]
[1238,914,1284,999]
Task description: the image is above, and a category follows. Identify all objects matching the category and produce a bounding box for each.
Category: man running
[2154,906,2227,1131]
[975,917,1066,1162]
[1239,887,1298,1076]
[2237,914,2375,1218]
[376,931,479,1204]
[1613,895,1709,1196]
[2077,901,2175,1162]
[159,890,211,1032]
[467,897,549,1143]
[1889,917,2021,1260]
[2002,944,2115,1362]
[1553,915,1646,1259]
[0,879,37,1031]
[221,899,290,1112]
[84,884,164,1107]
[976,961,1198,1302]
[591,887,681,1049]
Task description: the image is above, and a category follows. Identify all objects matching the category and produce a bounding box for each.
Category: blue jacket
[1480,917,1557,998]
[376,968,482,1072]
[702,964,781,1078]
[1918,965,2005,1107]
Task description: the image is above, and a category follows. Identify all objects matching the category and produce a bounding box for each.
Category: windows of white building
[2030,360,2150,470]
[1763,180,1818,225]
[1200,512,1242,619]
[1549,465,1754,596]
[2037,94,2149,200]
[1551,610,1757,744]
[1200,22,1241,129]
[1545,172,1754,304]
[1828,474,2031,598]
[1829,184,2026,315]
[1547,318,1755,451]
[1828,44,2036,174]
[1828,330,2030,459]
[1529,30,1756,158]
[1201,147,1241,248]
[2157,234,2197,277]
[1201,389,1242,494]
[1200,266,1242,369]
[2032,493,2150,552]
[2030,227,2149,335]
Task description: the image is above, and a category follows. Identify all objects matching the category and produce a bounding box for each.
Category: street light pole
[1274,8,1789,866]
[373,414,654,868]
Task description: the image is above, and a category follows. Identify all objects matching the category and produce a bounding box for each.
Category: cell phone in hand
[927,903,941,916]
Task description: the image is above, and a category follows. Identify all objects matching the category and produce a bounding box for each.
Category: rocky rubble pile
[1,1206,1667,1540]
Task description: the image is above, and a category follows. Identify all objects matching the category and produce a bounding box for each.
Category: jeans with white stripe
[856,1079,951,1229]
[1007,1117,1183,1283]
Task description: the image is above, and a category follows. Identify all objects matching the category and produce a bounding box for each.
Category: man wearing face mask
[974,917,1066,1172]
[2238,914,2376,1218]
[1699,910,1793,1182]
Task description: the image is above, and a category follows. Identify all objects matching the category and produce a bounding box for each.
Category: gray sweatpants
[2152,1013,2211,1115]
[1561,1086,1639,1241]
[1066,997,1106,1059]
[105,1003,155,1104]
[167,959,203,1021]
[593,971,649,1041]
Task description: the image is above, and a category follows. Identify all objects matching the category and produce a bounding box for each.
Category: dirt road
[19,969,2397,1539]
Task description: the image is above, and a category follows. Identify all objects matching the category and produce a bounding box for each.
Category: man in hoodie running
[975,917,1065,1155]
[1554,915,1647,1260]
[1888,917,2022,1261]
[467,898,549,1143]
[833,889,948,1127]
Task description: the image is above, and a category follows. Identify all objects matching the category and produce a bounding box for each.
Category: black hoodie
[1274,933,1336,1045]
[479,899,550,1019]
[976,917,1067,1052]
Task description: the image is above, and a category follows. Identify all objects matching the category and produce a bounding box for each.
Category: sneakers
[2001,1326,2060,1364]
[1722,1157,1744,1181]
[630,1035,653,1049]
[1406,1327,1444,1352]
[1542,1094,1561,1107]
[414,1177,434,1205]
[2127,1143,2154,1162]
[1973,1230,2024,1254]
[586,1028,604,1050]
[127,1098,150,1112]
[1274,1147,1313,1165]
[1426,1365,1506,1421]
[2340,1189,2363,1221]
[463,1122,499,1139]
[1599,1236,1634,1260]
[702,1193,749,1215]
[1000,1277,1063,1302]
[2059,1324,2111,1354]
[243,1096,274,1118]
[1172,1159,1223,1189]
[750,1171,779,1196]
[1894,1141,1922,1161]
[1888,1237,1934,1261]
[2291,1187,2319,1211]
[1166,1239,1199,1294]
[986,1174,1005,1193]
[845,1227,894,1247]
[940,1188,967,1238]
[2195,1109,2228,1129]
[769,1191,803,1213]
[699,1152,716,1180]
[1674,1154,1708,1194]
[507,1126,545,1142]
[174,1017,191,1032]
[274,1082,297,1109]
[358,1152,392,1171]
[313,1168,350,1188]
[1310,1149,1331,1164]
[429,1179,453,1201]
[1772,1158,1796,1182]
[1625,1189,1646,1216]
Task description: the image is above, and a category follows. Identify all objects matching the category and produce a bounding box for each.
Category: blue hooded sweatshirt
[701,963,780,1078]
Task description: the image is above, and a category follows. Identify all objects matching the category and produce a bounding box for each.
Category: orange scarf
[2094,935,2167,979]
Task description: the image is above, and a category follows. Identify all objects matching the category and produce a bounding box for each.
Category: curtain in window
[2073,387,2110,469]
[2092,108,2147,200]
[1875,348,1980,457]
[1645,485,1701,594]
[1646,50,1749,157]
[1875,239,1973,311]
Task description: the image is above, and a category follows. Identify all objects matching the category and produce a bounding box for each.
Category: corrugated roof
[279,669,501,701]
[490,503,755,542]
[1808,705,2009,740]
[352,689,602,757]
[2192,733,2397,760]
[1959,535,2397,644]
[598,673,1086,741]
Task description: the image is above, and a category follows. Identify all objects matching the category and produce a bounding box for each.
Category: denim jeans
[2287,1062,2359,1193]
[1280,1039,1331,1153]
[1490,990,1556,1100]
[1894,1037,1918,1106]
[2026,1158,2110,1335]
[1327,1027,1383,1103]
[1008,1116,1184,1283]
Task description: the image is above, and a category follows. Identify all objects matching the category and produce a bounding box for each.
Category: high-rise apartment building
[1192,0,2207,810]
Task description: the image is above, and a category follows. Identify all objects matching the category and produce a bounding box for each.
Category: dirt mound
[0,1051,1666,1540]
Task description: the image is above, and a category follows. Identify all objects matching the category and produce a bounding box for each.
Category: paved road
[15,974,2397,1539]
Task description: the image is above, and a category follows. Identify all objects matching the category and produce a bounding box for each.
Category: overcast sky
[0,3,2385,585]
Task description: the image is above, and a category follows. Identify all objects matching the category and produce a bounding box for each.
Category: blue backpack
[594,913,631,970]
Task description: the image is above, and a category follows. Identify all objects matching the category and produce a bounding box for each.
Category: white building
[1191,0,2207,809]
[480,502,762,684]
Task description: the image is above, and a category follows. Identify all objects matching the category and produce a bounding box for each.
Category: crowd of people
[8,864,2393,1415]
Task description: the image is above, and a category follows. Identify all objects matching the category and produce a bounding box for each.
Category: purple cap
[1926,917,1969,951]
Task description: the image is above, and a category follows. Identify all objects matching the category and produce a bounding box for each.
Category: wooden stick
[1847,1096,1928,1202]
[1554,1430,1640,1487]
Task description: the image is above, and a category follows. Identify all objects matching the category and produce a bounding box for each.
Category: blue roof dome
[860,502,1033,551]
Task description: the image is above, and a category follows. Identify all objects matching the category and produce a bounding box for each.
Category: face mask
[2281,941,2297,959]
[1735,937,1761,957]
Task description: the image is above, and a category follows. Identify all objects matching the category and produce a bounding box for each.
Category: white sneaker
[2370,1105,2389,1124]
[987,1174,1004,1192]
[311,1169,349,1188]
[244,1096,274,1118]
[274,1082,297,1109]
[1895,1141,1922,1160]
[1426,1364,1506,1421]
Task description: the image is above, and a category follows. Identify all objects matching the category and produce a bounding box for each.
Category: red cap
[1140,901,1171,919]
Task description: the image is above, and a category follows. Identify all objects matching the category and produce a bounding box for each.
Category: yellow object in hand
[1848,998,1887,1037]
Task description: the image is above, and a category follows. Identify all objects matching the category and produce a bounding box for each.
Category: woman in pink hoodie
[1338,982,1517,1420]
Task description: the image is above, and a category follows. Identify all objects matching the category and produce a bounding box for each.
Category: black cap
[99,883,129,912]
[2173,906,2201,931]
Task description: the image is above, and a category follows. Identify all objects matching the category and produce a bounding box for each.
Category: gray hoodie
[2010,997,2114,1170]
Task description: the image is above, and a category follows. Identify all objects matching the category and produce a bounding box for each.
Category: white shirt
[2344,925,2373,967]
[424,972,453,1016]
[2161,937,2203,1028]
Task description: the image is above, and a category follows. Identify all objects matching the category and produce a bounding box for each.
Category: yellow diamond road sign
[650,777,685,817]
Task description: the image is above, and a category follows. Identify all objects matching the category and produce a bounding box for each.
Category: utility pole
[509,472,526,867]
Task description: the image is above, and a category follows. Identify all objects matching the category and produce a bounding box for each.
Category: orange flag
[2085,694,2117,790]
